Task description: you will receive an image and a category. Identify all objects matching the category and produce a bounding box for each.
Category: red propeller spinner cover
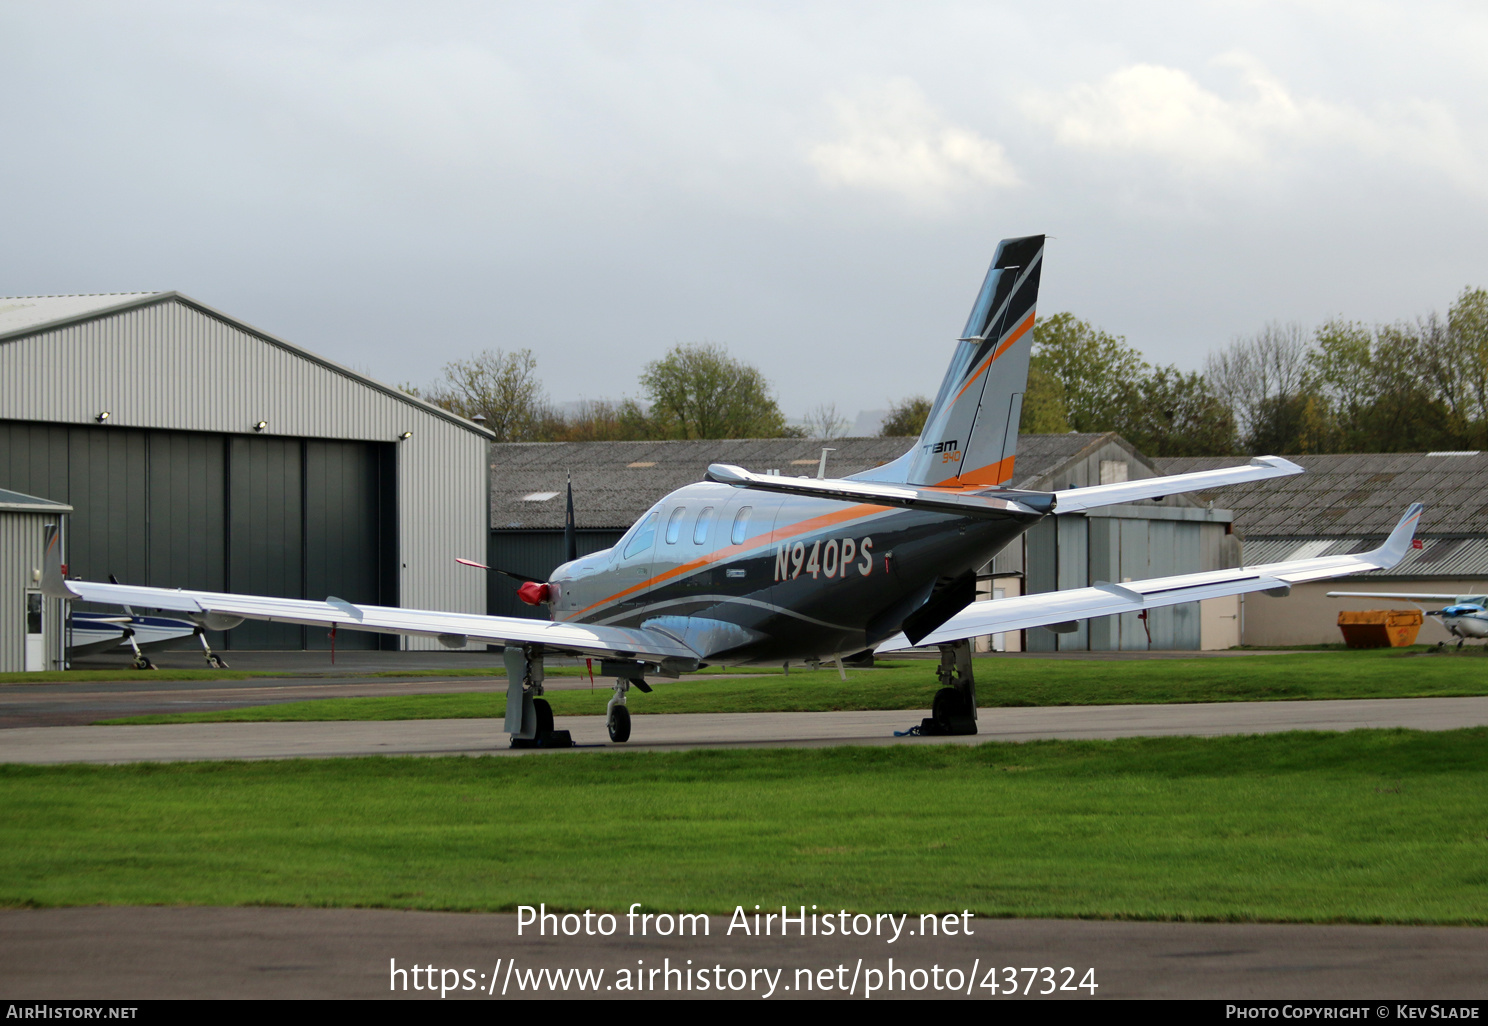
[517,581,551,606]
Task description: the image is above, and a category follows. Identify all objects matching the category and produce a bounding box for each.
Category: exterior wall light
[95,411,110,423]
[254,421,267,432]
[399,431,413,440]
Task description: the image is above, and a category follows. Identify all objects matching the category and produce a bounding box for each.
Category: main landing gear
[919,640,978,736]
[194,627,228,668]
[121,629,156,671]
[504,645,572,749]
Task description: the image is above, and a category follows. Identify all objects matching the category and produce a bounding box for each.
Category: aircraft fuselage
[546,482,1037,665]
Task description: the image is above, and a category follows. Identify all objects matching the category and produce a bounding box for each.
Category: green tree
[1018,363,1071,434]
[1028,313,1151,432]
[1448,287,1488,448]
[639,342,789,439]
[423,348,551,442]
[1115,367,1239,457]
[879,396,932,437]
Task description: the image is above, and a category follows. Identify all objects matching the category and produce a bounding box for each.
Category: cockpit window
[665,506,686,544]
[731,506,752,546]
[693,507,714,545]
[622,512,659,559]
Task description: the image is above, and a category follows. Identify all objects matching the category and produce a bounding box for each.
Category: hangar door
[0,420,397,650]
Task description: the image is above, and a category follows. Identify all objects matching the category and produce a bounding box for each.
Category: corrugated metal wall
[1025,509,1231,652]
[0,421,397,650]
[0,511,64,672]
[0,299,489,649]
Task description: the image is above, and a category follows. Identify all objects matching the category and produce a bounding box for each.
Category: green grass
[0,663,785,686]
[4,729,1487,923]
[98,648,1488,725]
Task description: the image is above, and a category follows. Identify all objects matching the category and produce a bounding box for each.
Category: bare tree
[1204,322,1312,445]
[801,402,851,439]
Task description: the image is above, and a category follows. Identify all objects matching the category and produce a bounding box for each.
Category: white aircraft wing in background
[40,529,699,667]
[878,503,1424,651]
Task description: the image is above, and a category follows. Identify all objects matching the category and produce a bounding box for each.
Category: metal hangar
[0,291,493,653]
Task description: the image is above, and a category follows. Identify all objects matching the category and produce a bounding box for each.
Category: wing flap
[879,502,1425,650]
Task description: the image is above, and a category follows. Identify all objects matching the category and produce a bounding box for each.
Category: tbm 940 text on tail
[45,235,1425,747]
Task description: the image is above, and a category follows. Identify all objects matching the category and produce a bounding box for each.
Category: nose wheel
[604,667,651,743]
[607,705,631,742]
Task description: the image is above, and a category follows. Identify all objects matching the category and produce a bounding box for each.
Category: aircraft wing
[1325,592,1462,601]
[40,530,699,666]
[878,503,1424,650]
[706,464,1053,517]
[707,455,1301,518]
[1050,456,1303,513]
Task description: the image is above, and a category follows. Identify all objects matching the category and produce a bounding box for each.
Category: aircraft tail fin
[901,234,1044,487]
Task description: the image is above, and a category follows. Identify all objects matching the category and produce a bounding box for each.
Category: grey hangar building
[0,291,492,670]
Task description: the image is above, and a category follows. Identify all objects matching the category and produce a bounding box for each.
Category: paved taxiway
[3,695,1487,764]
[3,907,1485,999]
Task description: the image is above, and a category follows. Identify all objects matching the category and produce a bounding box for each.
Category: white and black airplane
[42,235,1426,746]
[1326,590,1488,647]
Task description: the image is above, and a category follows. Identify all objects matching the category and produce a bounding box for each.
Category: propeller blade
[564,473,577,564]
[454,558,543,585]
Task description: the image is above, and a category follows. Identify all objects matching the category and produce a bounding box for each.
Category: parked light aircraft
[42,235,1425,746]
[1326,590,1488,647]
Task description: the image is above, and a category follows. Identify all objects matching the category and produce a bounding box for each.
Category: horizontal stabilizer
[878,503,1424,650]
[1052,456,1303,514]
[706,464,1052,518]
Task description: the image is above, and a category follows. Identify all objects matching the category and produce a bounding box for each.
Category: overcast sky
[5,1,1487,420]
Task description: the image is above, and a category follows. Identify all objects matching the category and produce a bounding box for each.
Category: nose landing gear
[603,661,652,744]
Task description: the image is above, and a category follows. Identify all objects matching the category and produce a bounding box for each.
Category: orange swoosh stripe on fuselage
[949,310,1036,406]
[567,501,897,622]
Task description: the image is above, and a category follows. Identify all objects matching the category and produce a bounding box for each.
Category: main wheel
[532,697,554,735]
[932,687,976,735]
[608,705,631,743]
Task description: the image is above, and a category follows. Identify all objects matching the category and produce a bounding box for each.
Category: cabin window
[622,512,659,559]
[731,506,752,546]
[665,506,686,544]
[693,507,714,545]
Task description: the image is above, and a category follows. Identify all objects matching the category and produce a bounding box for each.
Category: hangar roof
[489,433,1156,530]
[0,293,164,340]
[1240,535,1488,579]
[0,291,494,440]
[0,486,72,513]
[1154,452,1488,540]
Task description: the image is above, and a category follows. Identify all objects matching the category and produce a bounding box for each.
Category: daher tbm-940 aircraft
[43,235,1426,747]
